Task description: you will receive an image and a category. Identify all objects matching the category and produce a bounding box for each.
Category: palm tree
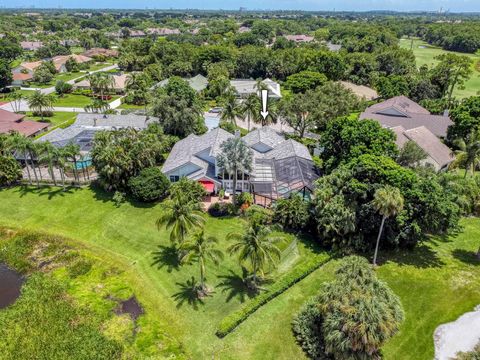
[38,141,58,186]
[63,142,81,183]
[156,193,206,246]
[240,93,260,131]
[220,91,241,126]
[89,72,115,100]
[180,229,224,295]
[9,133,34,185]
[453,129,480,178]
[227,223,283,288]
[9,91,24,113]
[372,185,404,266]
[84,98,110,113]
[216,137,253,205]
[27,91,56,121]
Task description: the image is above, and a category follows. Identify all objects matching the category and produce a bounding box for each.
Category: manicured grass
[26,111,76,128]
[0,186,326,359]
[0,186,478,359]
[52,94,120,108]
[399,38,480,99]
[117,103,144,110]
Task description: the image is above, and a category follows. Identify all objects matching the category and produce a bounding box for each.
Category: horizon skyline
[1,0,480,13]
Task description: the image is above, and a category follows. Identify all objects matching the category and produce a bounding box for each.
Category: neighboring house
[153,74,209,92]
[13,61,42,76]
[339,81,379,101]
[20,41,43,51]
[129,30,146,38]
[284,35,315,43]
[82,48,119,58]
[52,54,93,73]
[75,74,128,94]
[162,126,318,201]
[37,113,159,154]
[146,28,181,36]
[325,42,342,51]
[360,96,453,137]
[0,109,49,137]
[391,125,455,171]
[230,78,282,98]
[11,71,34,86]
[238,26,251,33]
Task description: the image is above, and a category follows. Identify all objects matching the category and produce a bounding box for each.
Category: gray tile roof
[360,96,453,137]
[242,127,285,149]
[265,139,312,161]
[153,75,208,92]
[74,113,158,129]
[230,79,282,98]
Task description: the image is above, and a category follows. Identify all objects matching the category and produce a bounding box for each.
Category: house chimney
[93,118,97,127]
[234,129,241,138]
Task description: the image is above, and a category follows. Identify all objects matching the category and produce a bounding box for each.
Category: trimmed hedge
[216,254,330,338]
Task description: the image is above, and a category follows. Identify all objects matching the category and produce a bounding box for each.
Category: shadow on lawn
[151,245,181,272]
[90,184,156,209]
[381,242,445,268]
[14,185,79,199]
[172,277,206,310]
[216,268,257,303]
[452,249,480,266]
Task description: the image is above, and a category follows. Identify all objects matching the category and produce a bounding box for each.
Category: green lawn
[117,103,144,110]
[52,94,120,108]
[0,186,478,359]
[400,38,480,99]
[26,111,77,130]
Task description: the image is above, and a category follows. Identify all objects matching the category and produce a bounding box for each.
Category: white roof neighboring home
[146,28,181,36]
[238,26,251,33]
[230,78,282,98]
[339,81,379,101]
[360,96,453,138]
[391,125,455,171]
[153,74,209,92]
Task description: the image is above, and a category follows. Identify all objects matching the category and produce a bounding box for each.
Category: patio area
[21,164,97,185]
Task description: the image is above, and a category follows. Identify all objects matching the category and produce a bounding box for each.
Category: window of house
[170,175,179,182]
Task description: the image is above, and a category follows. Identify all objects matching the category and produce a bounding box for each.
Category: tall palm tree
[38,141,58,186]
[240,93,260,131]
[453,129,480,178]
[89,72,115,100]
[227,223,283,288]
[220,92,241,126]
[27,91,56,121]
[9,132,34,185]
[372,185,404,266]
[63,142,81,183]
[180,228,224,295]
[216,137,253,205]
[84,98,110,113]
[9,91,24,113]
[156,194,206,246]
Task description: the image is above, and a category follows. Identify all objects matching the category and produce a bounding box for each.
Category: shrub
[31,110,53,118]
[235,192,253,207]
[292,298,330,360]
[216,254,330,338]
[0,156,21,187]
[273,194,311,231]
[67,259,93,278]
[169,177,206,204]
[55,80,73,96]
[128,167,170,202]
[208,202,235,217]
[113,191,125,207]
[243,205,273,225]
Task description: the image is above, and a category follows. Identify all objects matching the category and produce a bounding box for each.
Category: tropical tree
[180,228,224,296]
[372,185,404,266]
[62,142,81,183]
[452,129,480,178]
[89,72,115,99]
[9,133,35,185]
[220,91,241,126]
[240,93,260,131]
[37,141,58,186]
[84,98,110,113]
[227,222,283,288]
[216,137,253,205]
[8,91,24,113]
[27,91,55,121]
[156,193,205,247]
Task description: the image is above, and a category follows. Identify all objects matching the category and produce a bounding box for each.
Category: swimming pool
[204,114,220,131]
[75,159,92,170]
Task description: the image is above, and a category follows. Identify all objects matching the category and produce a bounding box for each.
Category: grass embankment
[0,227,184,359]
[399,38,480,99]
[0,186,479,359]
[26,111,77,128]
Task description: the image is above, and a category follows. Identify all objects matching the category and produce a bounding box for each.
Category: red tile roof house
[0,109,49,137]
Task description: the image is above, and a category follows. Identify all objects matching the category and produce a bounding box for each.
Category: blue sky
[2,0,480,12]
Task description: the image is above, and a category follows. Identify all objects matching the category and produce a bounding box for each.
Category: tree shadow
[452,249,479,266]
[171,277,205,310]
[151,245,181,273]
[89,183,157,208]
[380,243,445,268]
[216,268,259,303]
[14,185,78,199]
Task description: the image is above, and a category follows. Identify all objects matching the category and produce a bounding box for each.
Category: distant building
[82,48,118,58]
[238,26,251,33]
[146,28,181,36]
[20,41,43,51]
[153,74,209,92]
[339,81,379,101]
[325,42,342,51]
[0,109,49,137]
[230,79,282,98]
[75,74,129,94]
[360,96,453,138]
[284,35,314,43]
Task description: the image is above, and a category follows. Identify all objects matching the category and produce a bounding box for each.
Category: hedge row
[216,254,331,338]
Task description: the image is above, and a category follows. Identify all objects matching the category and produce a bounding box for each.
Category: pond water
[0,263,24,309]
[115,296,144,320]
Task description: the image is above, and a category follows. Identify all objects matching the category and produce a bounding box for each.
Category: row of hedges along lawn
[216,253,331,338]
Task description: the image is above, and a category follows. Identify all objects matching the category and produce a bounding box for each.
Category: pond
[0,263,24,309]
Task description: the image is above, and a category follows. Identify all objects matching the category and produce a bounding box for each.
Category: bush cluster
[128,167,170,202]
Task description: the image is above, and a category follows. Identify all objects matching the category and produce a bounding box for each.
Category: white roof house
[230,79,282,98]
